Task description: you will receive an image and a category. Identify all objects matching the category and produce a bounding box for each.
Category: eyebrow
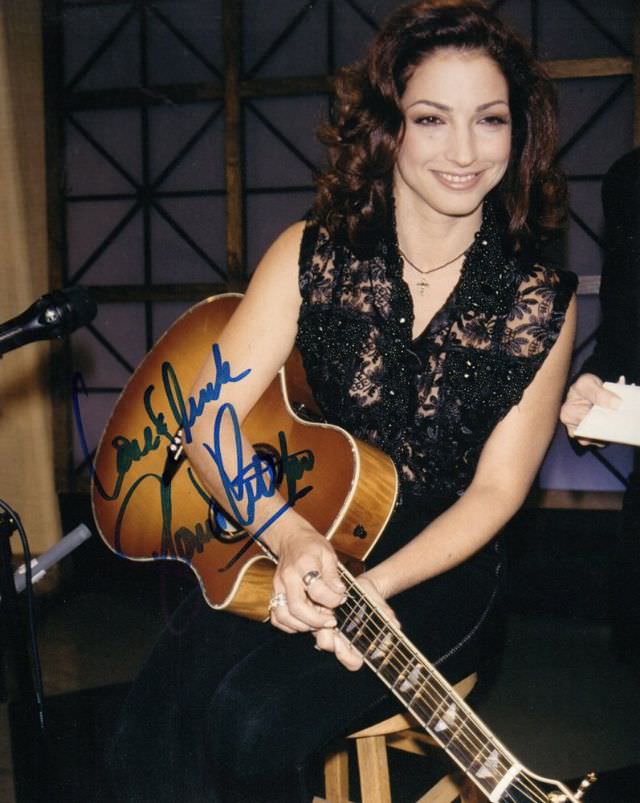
[406,99,509,111]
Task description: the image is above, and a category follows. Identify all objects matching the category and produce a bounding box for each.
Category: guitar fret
[338,593,402,675]
[443,707,468,747]
[366,628,396,668]
[334,570,544,803]
[469,743,516,798]
[338,598,377,653]
[376,642,403,684]
[392,656,423,703]
[444,711,491,779]
[406,667,428,707]
[422,689,454,735]
[407,670,441,714]
[421,694,509,797]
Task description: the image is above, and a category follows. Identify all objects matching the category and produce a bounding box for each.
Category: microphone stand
[0,289,97,797]
[0,515,92,801]
[0,511,46,801]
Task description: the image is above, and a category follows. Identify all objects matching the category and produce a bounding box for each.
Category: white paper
[574,380,640,447]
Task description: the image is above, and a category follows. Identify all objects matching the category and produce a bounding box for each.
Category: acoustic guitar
[90,294,596,803]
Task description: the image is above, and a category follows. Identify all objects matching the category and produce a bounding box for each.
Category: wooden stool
[316,673,479,803]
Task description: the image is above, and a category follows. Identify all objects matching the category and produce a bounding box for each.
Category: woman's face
[393,48,512,221]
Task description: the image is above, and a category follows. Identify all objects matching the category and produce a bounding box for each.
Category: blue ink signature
[162,343,250,445]
[203,402,314,549]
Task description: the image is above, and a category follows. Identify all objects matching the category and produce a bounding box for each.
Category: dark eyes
[411,115,510,127]
[414,115,444,126]
[480,115,510,126]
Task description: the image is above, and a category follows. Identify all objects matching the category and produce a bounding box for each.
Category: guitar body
[91,294,398,620]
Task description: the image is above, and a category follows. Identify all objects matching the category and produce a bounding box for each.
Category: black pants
[611,452,640,658]
[106,523,503,803]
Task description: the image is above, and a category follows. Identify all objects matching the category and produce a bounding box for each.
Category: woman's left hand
[313,573,400,671]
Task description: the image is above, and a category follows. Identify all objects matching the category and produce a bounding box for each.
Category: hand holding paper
[574,377,640,447]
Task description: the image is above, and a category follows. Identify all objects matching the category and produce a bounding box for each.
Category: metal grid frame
[42,0,640,495]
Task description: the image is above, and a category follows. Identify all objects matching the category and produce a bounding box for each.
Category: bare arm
[315,297,578,667]
[364,297,577,600]
[184,222,376,668]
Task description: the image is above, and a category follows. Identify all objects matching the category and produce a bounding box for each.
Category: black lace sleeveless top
[295,206,577,513]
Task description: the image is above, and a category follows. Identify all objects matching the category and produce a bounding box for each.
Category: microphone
[0,286,97,357]
[13,524,92,594]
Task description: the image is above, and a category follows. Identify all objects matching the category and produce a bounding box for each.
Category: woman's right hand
[560,373,621,445]
[267,526,347,635]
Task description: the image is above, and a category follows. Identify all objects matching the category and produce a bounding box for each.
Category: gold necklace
[399,242,472,295]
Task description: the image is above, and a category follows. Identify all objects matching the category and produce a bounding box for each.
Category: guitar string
[335,572,509,763]
[336,589,551,803]
[336,586,554,803]
[336,599,518,792]
[335,582,511,780]
[335,572,553,803]
[337,591,557,803]
[256,537,514,790]
[335,601,551,803]
[335,585,510,776]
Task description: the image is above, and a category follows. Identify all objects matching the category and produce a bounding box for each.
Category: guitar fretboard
[335,566,524,802]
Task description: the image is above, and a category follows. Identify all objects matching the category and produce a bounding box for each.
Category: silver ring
[268,592,288,612]
[302,570,321,588]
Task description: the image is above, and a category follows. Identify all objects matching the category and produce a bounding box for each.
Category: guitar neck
[335,565,571,803]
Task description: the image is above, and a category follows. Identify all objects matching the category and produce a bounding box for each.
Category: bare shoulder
[207,222,307,406]
[226,220,306,323]
[245,220,307,301]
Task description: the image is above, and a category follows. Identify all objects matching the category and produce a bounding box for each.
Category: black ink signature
[73,343,315,567]
[73,343,250,501]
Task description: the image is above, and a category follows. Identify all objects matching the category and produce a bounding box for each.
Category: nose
[446,125,477,167]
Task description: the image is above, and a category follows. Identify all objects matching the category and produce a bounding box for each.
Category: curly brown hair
[313,0,566,252]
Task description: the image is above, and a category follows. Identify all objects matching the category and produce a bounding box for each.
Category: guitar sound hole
[253,442,283,486]
[207,441,283,543]
[207,502,249,543]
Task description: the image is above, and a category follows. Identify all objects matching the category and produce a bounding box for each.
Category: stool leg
[355,735,392,803]
[324,746,349,803]
[417,772,488,803]
[416,773,462,803]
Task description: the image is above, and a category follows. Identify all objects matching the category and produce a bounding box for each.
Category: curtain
[0,0,61,553]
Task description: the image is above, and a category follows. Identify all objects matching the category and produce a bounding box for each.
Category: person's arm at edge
[560,372,621,444]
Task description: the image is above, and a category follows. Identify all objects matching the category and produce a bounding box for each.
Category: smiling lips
[432,170,483,190]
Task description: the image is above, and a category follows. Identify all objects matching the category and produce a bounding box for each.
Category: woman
[108,2,576,801]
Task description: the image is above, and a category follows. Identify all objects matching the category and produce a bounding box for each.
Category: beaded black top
[296,205,577,511]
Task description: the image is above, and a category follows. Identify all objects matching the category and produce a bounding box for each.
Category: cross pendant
[417,280,429,296]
